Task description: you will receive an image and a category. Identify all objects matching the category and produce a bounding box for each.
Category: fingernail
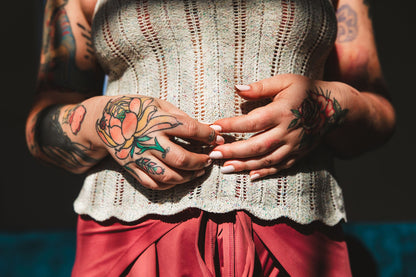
[220,165,235,174]
[235,85,251,91]
[250,173,261,181]
[209,151,223,159]
[216,135,225,145]
[210,125,222,132]
[205,159,213,167]
[196,169,205,177]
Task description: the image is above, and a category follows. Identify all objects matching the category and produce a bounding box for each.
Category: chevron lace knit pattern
[74,0,346,225]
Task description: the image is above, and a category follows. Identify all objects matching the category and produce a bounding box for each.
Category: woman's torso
[74,0,346,225]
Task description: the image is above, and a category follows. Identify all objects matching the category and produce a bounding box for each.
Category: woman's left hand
[209,74,349,181]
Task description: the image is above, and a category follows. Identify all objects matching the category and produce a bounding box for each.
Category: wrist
[78,96,110,156]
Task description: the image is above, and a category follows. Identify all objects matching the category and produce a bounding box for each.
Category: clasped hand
[96,74,347,189]
[209,74,348,181]
[95,96,223,190]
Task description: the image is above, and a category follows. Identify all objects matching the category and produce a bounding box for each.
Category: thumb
[235,74,296,100]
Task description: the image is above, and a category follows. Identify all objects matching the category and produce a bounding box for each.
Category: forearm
[26,94,108,173]
[323,82,396,158]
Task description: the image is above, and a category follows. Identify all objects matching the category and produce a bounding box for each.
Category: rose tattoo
[288,87,349,149]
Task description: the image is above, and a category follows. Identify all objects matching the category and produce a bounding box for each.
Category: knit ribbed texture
[74,0,346,225]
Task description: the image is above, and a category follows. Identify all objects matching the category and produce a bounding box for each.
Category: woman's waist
[75,152,344,225]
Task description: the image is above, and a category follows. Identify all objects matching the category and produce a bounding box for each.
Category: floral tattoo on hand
[96,96,182,159]
[288,87,349,149]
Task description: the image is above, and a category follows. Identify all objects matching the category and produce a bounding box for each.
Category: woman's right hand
[87,95,222,190]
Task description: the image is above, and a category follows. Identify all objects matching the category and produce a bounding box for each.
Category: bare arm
[26,0,219,189]
[208,0,396,179]
[323,0,396,158]
[26,0,105,173]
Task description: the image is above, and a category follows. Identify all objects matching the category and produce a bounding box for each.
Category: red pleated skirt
[72,209,351,276]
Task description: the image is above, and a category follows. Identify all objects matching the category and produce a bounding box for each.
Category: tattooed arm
[26,0,220,189]
[208,0,395,180]
[323,0,396,157]
[26,0,105,173]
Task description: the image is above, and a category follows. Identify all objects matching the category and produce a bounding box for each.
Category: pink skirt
[72,210,351,276]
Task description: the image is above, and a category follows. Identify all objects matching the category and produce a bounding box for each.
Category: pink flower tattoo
[96,96,181,159]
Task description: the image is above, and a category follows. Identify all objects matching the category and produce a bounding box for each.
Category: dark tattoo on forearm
[288,87,349,149]
[35,105,99,169]
[336,5,358,43]
[96,97,181,159]
[63,104,86,135]
[76,23,95,60]
[38,0,102,93]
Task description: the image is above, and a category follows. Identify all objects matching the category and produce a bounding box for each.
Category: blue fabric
[343,223,416,277]
[1,223,415,276]
[0,231,75,277]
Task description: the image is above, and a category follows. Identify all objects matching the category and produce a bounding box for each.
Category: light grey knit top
[74,0,346,225]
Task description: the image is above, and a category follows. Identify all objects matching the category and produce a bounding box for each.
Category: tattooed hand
[94,96,222,190]
[209,74,348,181]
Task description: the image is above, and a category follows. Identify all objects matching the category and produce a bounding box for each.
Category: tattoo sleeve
[288,87,349,150]
[35,105,99,170]
[38,0,103,93]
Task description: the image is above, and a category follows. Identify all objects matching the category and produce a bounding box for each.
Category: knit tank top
[74,0,346,225]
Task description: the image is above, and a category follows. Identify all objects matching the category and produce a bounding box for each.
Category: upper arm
[325,0,388,98]
[36,0,103,101]
[26,0,103,155]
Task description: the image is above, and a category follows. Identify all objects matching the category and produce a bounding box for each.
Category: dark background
[1,0,415,231]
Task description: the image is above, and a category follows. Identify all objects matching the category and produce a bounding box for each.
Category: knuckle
[185,120,199,137]
[250,143,264,154]
[257,81,265,95]
[159,174,175,184]
[262,158,275,167]
[173,152,189,168]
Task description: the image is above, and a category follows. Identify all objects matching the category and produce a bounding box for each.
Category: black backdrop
[1,0,415,230]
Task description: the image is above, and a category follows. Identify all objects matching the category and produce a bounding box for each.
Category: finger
[149,136,213,171]
[123,156,206,190]
[235,74,307,100]
[250,159,296,181]
[157,99,190,118]
[218,144,292,174]
[123,159,175,190]
[163,114,224,145]
[213,103,282,133]
[209,128,284,159]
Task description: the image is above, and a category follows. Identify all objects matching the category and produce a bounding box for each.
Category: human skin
[26,0,395,187]
[210,0,395,180]
[26,0,221,190]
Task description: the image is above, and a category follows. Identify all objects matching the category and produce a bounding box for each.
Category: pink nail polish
[216,135,225,145]
[205,159,213,167]
[220,165,235,174]
[250,173,261,181]
[210,125,222,132]
[209,151,223,159]
[235,85,251,91]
